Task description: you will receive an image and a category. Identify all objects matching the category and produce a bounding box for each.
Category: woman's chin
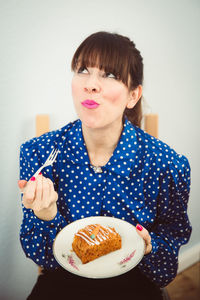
[82,120,100,129]
[80,115,102,129]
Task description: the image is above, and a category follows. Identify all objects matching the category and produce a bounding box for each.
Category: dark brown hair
[71,31,143,127]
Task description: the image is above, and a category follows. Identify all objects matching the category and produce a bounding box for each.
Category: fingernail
[136,224,143,231]
[31,176,36,181]
[39,172,42,175]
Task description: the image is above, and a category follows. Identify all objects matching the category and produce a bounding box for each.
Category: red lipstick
[81,99,99,109]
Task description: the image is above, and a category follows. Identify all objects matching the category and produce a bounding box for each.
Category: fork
[21,148,59,194]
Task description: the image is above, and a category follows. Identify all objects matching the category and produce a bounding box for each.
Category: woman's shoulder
[132,124,190,172]
[20,119,80,156]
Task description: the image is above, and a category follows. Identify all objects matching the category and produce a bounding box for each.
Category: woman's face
[71,66,136,130]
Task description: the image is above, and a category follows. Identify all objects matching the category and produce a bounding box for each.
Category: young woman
[18,31,192,300]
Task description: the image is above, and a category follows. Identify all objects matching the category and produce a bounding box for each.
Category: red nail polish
[136,224,143,231]
[39,172,42,175]
[31,176,36,181]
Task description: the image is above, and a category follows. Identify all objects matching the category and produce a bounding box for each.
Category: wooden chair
[35,114,50,137]
[35,113,159,138]
[144,113,159,138]
[161,288,171,300]
[35,115,49,276]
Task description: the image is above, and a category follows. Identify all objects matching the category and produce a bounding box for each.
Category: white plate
[53,216,145,279]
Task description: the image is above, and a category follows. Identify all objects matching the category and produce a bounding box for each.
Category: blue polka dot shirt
[19,118,192,287]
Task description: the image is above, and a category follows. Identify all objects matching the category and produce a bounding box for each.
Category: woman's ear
[126,85,143,109]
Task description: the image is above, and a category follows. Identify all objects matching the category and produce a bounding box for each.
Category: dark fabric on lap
[27,267,163,300]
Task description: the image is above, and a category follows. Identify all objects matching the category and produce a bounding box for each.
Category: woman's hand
[18,174,58,221]
[136,224,152,255]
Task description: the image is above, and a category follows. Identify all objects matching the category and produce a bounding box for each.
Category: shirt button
[91,166,103,173]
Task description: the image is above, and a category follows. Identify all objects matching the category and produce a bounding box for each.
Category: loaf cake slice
[72,224,122,264]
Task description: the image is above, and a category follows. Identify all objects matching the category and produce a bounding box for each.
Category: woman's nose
[84,75,101,93]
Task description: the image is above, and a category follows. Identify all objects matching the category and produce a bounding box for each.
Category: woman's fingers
[33,176,58,221]
[18,180,27,189]
[42,178,51,209]
[32,176,57,211]
[33,174,43,211]
[23,177,36,203]
[20,175,58,220]
[136,224,152,255]
[145,243,152,254]
[47,178,58,204]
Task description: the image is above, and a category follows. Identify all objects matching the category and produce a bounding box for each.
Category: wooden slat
[38,266,43,275]
[144,114,159,138]
[166,262,199,300]
[36,114,49,274]
[36,114,50,137]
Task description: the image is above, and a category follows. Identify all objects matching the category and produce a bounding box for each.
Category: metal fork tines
[20,148,59,194]
[34,148,59,177]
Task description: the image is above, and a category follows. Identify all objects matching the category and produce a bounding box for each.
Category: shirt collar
[64,118,138,178]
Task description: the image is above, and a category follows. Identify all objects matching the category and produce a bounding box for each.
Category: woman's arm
[19,138,68,269]
[20,206,67,268]
[137,157,192,287]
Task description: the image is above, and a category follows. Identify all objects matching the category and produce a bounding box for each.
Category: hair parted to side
[71,31,143,127]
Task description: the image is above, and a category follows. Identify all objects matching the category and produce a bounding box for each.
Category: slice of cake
[72,224,122,264]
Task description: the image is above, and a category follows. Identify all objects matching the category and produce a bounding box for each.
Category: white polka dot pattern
[19,118,192,287]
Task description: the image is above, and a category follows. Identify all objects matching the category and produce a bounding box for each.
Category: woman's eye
[77,67,88,74]
[104,72,116,79]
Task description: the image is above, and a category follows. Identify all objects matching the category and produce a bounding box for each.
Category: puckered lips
[81,99,100,109]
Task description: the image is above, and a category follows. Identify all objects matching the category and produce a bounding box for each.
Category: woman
[18,31,192,299]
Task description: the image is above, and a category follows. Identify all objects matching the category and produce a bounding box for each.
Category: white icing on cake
[75,224,116,245]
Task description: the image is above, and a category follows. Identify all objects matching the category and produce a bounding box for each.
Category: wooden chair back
[35,113,159,138]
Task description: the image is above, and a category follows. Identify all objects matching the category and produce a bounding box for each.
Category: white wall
[0,0,199,299]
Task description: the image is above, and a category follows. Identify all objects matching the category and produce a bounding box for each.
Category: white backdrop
[0,0,200,299]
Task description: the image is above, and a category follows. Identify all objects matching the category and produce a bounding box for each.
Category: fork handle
[33,166,44,178]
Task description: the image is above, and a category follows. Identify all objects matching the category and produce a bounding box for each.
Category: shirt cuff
[32,211,62,233]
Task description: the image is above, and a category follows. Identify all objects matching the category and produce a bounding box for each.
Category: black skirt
[27,266,163,300]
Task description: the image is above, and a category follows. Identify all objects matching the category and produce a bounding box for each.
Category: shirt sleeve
[137,154,192,287]
[19,137,68,269]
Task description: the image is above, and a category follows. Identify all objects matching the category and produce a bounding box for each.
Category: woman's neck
[82,120,123,166]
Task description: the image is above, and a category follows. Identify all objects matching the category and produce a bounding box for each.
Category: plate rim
[53,216,145,279]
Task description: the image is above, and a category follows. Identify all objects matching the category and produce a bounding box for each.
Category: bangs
[71,32,132,87]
